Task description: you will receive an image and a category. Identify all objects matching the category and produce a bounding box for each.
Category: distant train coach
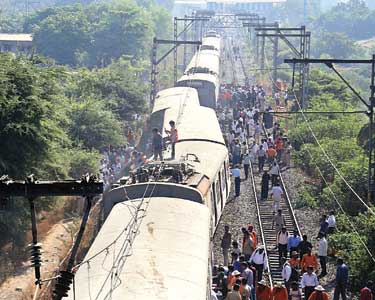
[176,33,221,109]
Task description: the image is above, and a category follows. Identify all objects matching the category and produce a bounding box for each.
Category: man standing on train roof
[221,225,232,267]
[165,120,178,159]
[151,128,163,161]
[231,164,241,198]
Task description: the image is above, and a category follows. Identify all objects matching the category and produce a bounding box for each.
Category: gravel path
[213,174,260,266]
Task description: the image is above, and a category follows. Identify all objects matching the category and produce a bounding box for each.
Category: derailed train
[68,33,226,300]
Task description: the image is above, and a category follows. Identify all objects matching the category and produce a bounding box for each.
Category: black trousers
[171,142,175,159]
[319,256,327,275]
[334,284,347,300]
[235,177,241,197]
[278,243,287,260]
[253,263,263,281]
[304,286,315,300]
[244,164,249,179]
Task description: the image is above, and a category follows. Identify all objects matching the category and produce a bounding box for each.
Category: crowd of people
[210,83,372,300]
[99,128,147,190]
[214,219,354,300]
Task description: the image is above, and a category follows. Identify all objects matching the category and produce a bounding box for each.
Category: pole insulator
[29,243,43,269]
[53,270,74,298]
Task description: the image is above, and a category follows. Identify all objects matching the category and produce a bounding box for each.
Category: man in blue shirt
[287,230,302,258]
[334,258,349,300]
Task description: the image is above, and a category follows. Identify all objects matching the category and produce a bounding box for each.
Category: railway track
[230,39,303,285]
[213,32,303,286]
[248,147,302,284]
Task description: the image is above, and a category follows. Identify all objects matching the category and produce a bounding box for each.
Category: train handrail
[248,159,273,289]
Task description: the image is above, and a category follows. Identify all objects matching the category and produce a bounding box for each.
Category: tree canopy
[22,0,171,67]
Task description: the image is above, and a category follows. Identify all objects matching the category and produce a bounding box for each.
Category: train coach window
[215,179,222,212]
[224,160,229,197]
[218,174,224,210]
[211,188,218,225]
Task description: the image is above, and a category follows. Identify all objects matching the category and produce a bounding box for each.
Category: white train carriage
[67,198,211,300]
[201,36,221,52]
[185,49,220,76]
[104,87,230,228]
[70,87,230,300]
[177,73,219,109]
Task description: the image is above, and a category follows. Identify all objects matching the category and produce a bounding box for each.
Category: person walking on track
[334,258,349,300]
[261,171,270,201]
[221,225,232,267]
[243,152,251,180]
[231,165,241,198]
[301,266,319,300]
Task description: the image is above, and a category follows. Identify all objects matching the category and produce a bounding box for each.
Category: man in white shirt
[250,245,268,281]
[231,165,241,198]
[247,117,255,138]
[301,266,319,300]
[271,182,284,212]
[277,227,289,263]
[281,257,292,293]
[327,210,336,234]
[262,139,268,151]
[317,232,328,278]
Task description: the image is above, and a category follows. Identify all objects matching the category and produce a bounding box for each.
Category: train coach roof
[152,88,224,144]
[185,50,220,75]
[201,36,221,51]
[178,72,219,85]
[152,87,200,114]
[67,197,211,300]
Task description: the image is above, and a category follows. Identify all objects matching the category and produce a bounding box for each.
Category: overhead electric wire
[263,53,375,215]
[261,53,375,262]
[291,91,375,216]
[294,131,375,263]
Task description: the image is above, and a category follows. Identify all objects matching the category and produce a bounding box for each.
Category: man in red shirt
[360,281,373,300]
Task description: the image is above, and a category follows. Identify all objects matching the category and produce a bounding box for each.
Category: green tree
[68,98,123,150]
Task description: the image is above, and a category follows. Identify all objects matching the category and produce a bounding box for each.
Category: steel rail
[249,158,274,288]
[261,123,302,238]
